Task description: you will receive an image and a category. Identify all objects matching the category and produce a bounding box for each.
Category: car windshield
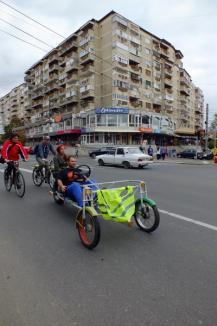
[126,148,143,154]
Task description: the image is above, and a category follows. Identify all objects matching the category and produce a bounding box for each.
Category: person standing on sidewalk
[148,145,154,157]
[161,147,166,160]
[156,147,161,160]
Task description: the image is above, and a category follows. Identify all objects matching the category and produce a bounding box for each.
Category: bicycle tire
[4,168,13,192]
[15,172,25,198]
[77,211,100,249]
[134,202,160,233]
[32,167,43,187]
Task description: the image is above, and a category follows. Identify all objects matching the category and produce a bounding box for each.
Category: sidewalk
[153,158,215,165]
[65,147,216,166]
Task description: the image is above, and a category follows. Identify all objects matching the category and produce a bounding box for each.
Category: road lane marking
[159,209,217,232]
[0,168,32,174]
[1,168,217,232]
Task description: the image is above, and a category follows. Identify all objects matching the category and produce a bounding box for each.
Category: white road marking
[1,168,217,232]
[159,209,217,232]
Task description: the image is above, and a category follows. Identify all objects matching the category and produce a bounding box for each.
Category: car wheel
[98,159,104,166]
[122,161,131,169]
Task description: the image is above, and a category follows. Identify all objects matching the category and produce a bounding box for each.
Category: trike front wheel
[77,211,100,249]
[134,201,160,233]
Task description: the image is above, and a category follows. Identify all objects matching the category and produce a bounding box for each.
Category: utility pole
[205,104,209,151]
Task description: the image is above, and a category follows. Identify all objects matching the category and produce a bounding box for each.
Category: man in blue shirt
[35,136,56,181]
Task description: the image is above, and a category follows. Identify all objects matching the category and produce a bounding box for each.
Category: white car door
[114,148,125,165]
[104,150,115,164]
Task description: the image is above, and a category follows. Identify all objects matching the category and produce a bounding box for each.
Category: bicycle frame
[81,180,154,221]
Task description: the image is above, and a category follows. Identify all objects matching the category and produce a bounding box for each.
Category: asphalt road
[0,157,217,326]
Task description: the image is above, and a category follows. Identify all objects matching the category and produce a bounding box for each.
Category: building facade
[1,11,204,145]
[0,83,29,133]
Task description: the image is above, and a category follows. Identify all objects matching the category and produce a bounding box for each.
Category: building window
[118,114,128,126]
[107,115,118,126]
[145,48,151,55]
[97,114,106,126]
[146,102,152,109]
[145,80,152,88]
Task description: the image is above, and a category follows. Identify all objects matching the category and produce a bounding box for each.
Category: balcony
[129,63,142,73]
[180,113,189,122]
[48,52,58,65]
[195,106,203,114]
[59,40,78,57]
[80,52,95,65]
[66,73,78,84]
[44,83,59,94]
[129,99,142,108]
[153,50,161,59]
[130,72,141,83]
[180,85,190,96]
[80,64,95,77]
[60,95,78,106]
[49,100,59,110]
[32,100,43,109]
[129,90,140,99]
[154,62,161,71]
[153,97,162,105]
[65,60,79,73]
[24,75,32,83]
[165,105,173,113]
[80,88,95,100]
[49,64,59,73]
[59,77,66,87]
[165,95,173,103]
[45,74,59,84]
[32,91,43,100]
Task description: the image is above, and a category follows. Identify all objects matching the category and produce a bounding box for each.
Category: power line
[0,7,54,35]
[0,17,54,48]
[0,0,66,38]
[0,28,48,52]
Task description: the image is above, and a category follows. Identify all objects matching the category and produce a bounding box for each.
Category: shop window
[97,114,106,126]
[107,115,118,126]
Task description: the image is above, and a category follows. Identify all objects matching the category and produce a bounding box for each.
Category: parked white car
[96,147,153,168]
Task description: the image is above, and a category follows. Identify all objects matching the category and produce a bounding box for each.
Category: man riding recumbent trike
[52,155,160,249]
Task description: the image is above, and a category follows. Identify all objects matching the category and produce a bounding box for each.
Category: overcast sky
[0,0,216,121]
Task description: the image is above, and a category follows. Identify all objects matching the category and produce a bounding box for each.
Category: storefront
[80,107,176,146]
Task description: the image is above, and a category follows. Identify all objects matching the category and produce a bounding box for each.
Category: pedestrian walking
[156,147,161,160]
[161,147,166,160]
[148,145,154,157]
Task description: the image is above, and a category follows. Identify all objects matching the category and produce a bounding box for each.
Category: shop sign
[95,107,129,114]
[139,128,153,133]
[56,129,80,135]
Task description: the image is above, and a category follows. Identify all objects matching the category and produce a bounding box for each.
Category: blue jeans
[66,179,97,207]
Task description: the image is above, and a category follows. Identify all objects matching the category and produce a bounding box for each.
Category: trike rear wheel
[77,211,100,249]
[134,201,160,233]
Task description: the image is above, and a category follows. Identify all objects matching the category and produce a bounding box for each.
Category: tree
[210,114,217,131]
[2,116,26,143]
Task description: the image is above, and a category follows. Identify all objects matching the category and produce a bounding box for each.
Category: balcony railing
[59,41,78,56]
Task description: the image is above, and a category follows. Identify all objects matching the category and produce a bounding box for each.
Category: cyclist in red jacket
[2,133,28,162]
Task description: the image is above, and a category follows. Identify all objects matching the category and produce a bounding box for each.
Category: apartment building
[22,11,204,145]
[0,83,29,133]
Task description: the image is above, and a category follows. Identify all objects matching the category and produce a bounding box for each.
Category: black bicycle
[4,161,26,198]
[32,159,55,189]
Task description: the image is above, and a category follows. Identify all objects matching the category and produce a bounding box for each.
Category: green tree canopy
[2,116,25,143]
